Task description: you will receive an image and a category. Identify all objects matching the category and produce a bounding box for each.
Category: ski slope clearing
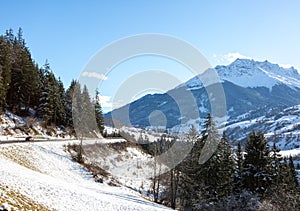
[0,141,170,210]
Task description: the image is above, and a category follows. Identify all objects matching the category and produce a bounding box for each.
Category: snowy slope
[216,59,300,89]
[223,104,300,149]
[0,141,170,210]
[0,110,74,140]
[178,59,300,90]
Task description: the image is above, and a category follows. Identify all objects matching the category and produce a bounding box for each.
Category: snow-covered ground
[0,111,74,141]
[0,141,170,210]
[280,147,300,158]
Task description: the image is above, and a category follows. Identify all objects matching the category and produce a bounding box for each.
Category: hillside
[0,140,170,210]
[0,110,73,141]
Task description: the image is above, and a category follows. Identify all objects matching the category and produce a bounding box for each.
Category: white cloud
[98,95,112,108]
[222,52,252,64]
[212,52,253,65]
[98,96,128,113]
[82,71,108,80]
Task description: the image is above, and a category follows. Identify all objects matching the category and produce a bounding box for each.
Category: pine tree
[242,131,272,197]
[168,166,180,209]
[30,63,42,110]
[5,29,14,44]
[196,113,220,200]
[56,78,67,125]
[176,125,201,209]
[160,136,180,209]
[269,142,282,191]
[0,34,12,111]
[178,114,222,208]
[70,81,82,137]
[94,89,104,135]
[72,84,96,138]
[6,28,39,115]
[199,112,219,165]
[279,157,292,193]
[0,28,72,128]
[270,157,300,210]
[6,35,24,113]
[0,64,4,111]
[37,61,53,123]
[288,156,299,191]
[65,80,78,127]
[81,85,95,136]
[233,142,244,194]
[216,131,235,199]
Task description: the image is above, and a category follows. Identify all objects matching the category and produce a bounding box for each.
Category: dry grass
[0,184,53,211]
[0,145,52,210]
[0,145,41,173]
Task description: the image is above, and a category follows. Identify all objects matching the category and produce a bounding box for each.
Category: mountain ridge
[105,59,300,149]
[181,59,300,90]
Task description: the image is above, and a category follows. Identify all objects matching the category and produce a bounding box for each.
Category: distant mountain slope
[105,59,300,149]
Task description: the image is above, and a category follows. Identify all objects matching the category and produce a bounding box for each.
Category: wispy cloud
[82,71,108,80]
[213,52,252,65]
[98,96,127,113]
[98,95,112,108]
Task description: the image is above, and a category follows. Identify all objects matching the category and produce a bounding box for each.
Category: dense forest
[0,28,104,134]
[133,114,300,210]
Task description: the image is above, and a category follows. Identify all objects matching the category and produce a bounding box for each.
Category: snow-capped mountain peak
[215,59,300,89]
[180,59,300,90]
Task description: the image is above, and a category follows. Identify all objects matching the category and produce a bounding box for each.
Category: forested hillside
[129,114,300,210]
[0,28,103,133]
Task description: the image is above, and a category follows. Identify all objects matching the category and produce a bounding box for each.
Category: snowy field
[0,141,170,210]
[280,147,300,157]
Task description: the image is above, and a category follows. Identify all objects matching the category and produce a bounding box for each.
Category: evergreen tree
[242,131,272,197]
[0,64,4,111]
[6,28,39,114]
[199,112,219,165]
[94,89,104,134]
[279,157,292,192]
[168,166,180,209]
[65,80,78,127]
[179,125,202,209]
[37,61,65,125]
[5,29,14,44]
[216,131,235,199]
[288,156,299,191]
[6,35,24,113]
[0,28,100,132]
[38,61,53,123]
[178,114,222,208]
[55,77,67,125]
[81,85,94,135]
[30,63,42,110]
[0,34,12,111]
[270,157,300,210]
[269,142,282,191]
[72,84,96,138]
[196,113,220,200]
[233,142,244,194]
[71,81,82,137]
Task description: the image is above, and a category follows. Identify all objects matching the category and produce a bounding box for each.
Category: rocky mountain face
[105,59,300,149]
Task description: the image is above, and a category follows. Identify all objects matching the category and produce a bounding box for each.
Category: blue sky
[1,0,300,112]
